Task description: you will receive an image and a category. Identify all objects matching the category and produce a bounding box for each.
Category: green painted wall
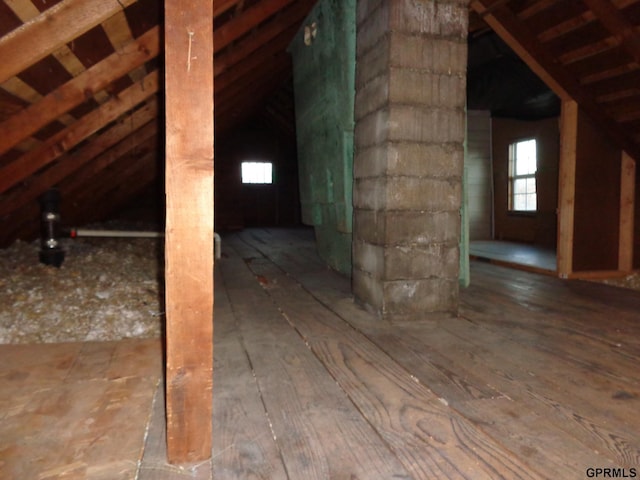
[289,0,356,275]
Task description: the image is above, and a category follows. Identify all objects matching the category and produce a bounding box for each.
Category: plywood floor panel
[0,339,162,480]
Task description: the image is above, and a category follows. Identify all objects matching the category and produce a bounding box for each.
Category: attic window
[509,138,537,212]
[242,162,273,184]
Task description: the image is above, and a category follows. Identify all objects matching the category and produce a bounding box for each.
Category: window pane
[242,162,273,184]
[516,139,537,175]
[513,194,526,211]
[514,178,527,195]
[509,138,537,211]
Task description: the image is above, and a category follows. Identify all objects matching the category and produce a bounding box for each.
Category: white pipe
[71,228,164,238]
[214,232,222,260]
[70,228,223,259]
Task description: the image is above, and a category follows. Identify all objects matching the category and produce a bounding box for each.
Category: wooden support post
[619,151,636,272]
[164,0,214,464]
[557,100,578,278]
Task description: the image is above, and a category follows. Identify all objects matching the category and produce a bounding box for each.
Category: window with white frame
[241,162,273,184]
[509,138,537,212]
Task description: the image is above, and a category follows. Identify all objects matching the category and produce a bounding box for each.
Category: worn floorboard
[3,227,639,479]
[137,381,212,479]
[234,228,640,479]
[231,234,544,479]
[219,245,411,479]
[211,270,289,480]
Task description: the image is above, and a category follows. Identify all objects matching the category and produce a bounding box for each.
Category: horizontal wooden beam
[0,0,138,84]
[0,71,158,194]
[567,270,632,280]
[0,26,159,156]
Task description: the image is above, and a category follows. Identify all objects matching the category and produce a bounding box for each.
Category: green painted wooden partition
[290,0,470,285]
[289,0,356,275]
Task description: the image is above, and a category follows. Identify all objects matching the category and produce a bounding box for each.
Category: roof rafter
[581,0,640,66]
[214,0,297,52]
[214,0,314,77]
[0,26,159,156]
[471,0,640,161]
[0,0,138,84]
[0,102,158,218]
[0,71,158,194]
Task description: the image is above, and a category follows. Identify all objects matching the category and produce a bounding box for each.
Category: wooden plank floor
[3,227,639,479]
[470,240,557,273]
[209,227,640,479]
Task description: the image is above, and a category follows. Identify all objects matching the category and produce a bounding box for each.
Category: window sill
[508,210,537,218]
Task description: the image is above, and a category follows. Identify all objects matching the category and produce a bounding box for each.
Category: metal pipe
[38,189,65,267]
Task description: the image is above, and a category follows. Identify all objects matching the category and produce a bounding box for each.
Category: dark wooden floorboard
[138,382,213,480]
[231,234,546,479]
[135,228,639,478]
[218,244,411,479]
[232,228,640,479]
[211,274,289,480]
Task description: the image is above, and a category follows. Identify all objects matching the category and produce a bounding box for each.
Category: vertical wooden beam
[164,0,214,464]
[557,100,578,278]
[618,151,636,271]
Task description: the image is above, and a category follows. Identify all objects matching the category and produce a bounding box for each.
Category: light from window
[242,162,273,184]
[509,139,537,211]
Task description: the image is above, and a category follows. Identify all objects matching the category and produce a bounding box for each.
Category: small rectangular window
[242,162,273,184]
[509,139,537,212]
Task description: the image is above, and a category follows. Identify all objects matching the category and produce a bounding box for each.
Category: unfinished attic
[1,0,640,478]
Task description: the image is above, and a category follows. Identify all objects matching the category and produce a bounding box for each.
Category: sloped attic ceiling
[468,31,561,119]
[470,0,640,159]
[2,0,640,248]
[0,0,315,247]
